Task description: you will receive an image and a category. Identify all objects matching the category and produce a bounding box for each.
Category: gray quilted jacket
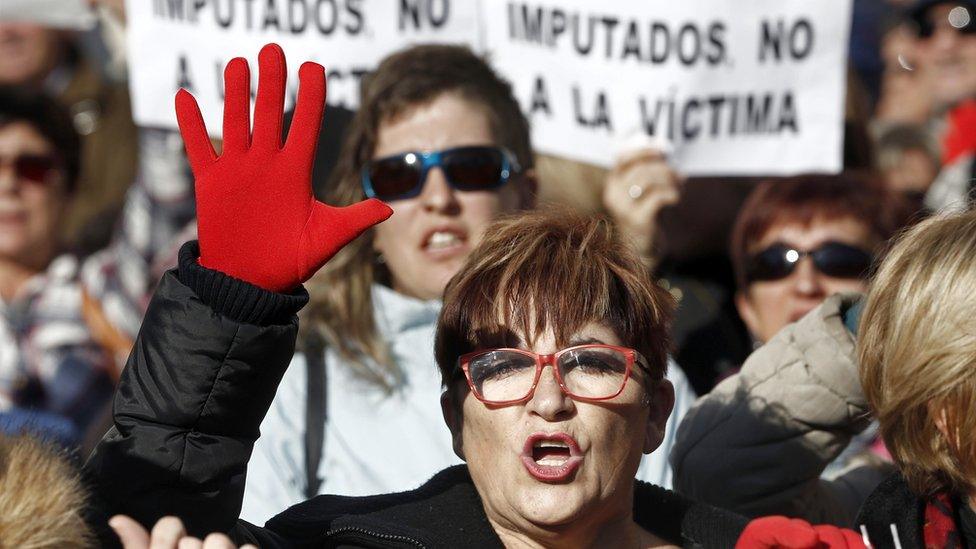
[670,294,894,526]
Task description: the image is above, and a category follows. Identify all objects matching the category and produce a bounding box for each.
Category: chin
[513,483,591,527]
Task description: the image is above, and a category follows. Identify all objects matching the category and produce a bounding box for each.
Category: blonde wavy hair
[858,208,976,497]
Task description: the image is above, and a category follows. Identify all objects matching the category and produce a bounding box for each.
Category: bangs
[469,225,632,350]
[435,210,674,387]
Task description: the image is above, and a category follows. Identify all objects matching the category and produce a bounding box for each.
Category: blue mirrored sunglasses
[361,146,519,201]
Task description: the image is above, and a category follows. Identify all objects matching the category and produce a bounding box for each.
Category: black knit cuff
[177,241,309,325]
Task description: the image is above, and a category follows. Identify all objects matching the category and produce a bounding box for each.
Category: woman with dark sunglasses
[672,175,913,526]
[238,43,698,524]
[0,86,196,450]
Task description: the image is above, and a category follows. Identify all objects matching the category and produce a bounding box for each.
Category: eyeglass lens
[1,155,59,184]
[467,347,630,402]
[747,242,872,282]
[366,147,507,200]
[918,5,974,38]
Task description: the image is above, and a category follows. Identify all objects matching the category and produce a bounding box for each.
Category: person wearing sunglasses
[0,86,197,450]
[729,175,902,345]
[239,43,699,524]
[672,174,911,526]
[910,0,976,114]
[903,0,976,214]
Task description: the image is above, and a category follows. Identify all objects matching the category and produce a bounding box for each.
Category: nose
[791,256,826,298]
[525,365,575,421]
[930,24,961,52]
[418,166,460,214]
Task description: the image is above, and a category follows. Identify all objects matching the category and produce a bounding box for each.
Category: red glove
[175,43,392,292]
[736,516,867,549]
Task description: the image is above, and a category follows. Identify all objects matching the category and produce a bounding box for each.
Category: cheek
[373,203,417,256]
[460,400,511,456]
[457,192,505,245]
[748,284,792,317]
[582,405,647,466]
[24,187,61,224]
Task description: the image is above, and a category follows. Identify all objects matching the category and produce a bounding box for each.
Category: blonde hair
[858,209,976,497]
[0,434,94,548]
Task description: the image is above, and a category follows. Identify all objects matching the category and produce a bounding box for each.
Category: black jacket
[856,473,976,549]
[85,242,747,548]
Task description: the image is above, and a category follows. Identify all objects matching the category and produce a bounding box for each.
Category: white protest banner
[482,0,853,175]
[125,0,481,132]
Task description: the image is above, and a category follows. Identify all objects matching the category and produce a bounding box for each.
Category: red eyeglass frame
[458,344,653,405]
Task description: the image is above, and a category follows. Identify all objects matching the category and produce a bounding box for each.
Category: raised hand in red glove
[736,516,867,549]
[175,43,392,292]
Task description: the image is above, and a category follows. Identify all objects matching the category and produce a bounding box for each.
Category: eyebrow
[567,336,607,346]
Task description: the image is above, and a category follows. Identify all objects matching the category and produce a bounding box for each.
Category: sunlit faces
[736,217,874,343]
[0,122,67,270]
[450,322,673,536]
[915,4,976,109]
[371,93,528,300]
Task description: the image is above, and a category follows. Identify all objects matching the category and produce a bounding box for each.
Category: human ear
[642,379,675,454]
[440,389,466,460]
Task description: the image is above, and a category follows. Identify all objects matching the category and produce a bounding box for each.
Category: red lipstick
[521,432,583,482]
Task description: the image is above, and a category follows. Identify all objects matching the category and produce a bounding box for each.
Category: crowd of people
[0,0,974,547]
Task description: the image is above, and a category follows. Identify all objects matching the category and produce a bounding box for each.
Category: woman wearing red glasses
[240,43,697,523]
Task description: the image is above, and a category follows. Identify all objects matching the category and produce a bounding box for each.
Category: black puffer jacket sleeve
[84,242,307,545]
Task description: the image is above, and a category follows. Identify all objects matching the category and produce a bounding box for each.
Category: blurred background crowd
[0,0,974,545]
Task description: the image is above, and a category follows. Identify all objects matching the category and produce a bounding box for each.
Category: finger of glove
[252,43,286,150]
[813,525,846,548]
[841,529,867,549]
[285,61,326,160]
[222,57,251,154]
[812,526,867,549]
[175,89,217,170]
[736,517,819,549]
[303,198,393,276]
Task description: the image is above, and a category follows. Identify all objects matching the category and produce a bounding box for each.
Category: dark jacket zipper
[325,526,427,548]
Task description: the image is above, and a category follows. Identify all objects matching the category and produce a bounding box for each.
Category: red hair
[730,174,908,290]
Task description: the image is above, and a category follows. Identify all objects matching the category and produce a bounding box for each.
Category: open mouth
[424,230,465,251]
[521,433,583,482]
[532,440,572,466]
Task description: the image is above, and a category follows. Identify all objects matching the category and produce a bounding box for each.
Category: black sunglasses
[1,154,61,184]
[361,146,519,201]
[914,4,976,38]
[746,241,874,283]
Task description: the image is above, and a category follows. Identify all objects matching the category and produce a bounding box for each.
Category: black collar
[266,465,745,548]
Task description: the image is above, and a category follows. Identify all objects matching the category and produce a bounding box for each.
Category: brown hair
[303,45,533,390]
[858,209,976,497]
[434,210,674,400]
[730,174,908,290]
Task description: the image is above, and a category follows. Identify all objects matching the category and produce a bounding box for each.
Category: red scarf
[924,492,962,548]
[942,100,976,166]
